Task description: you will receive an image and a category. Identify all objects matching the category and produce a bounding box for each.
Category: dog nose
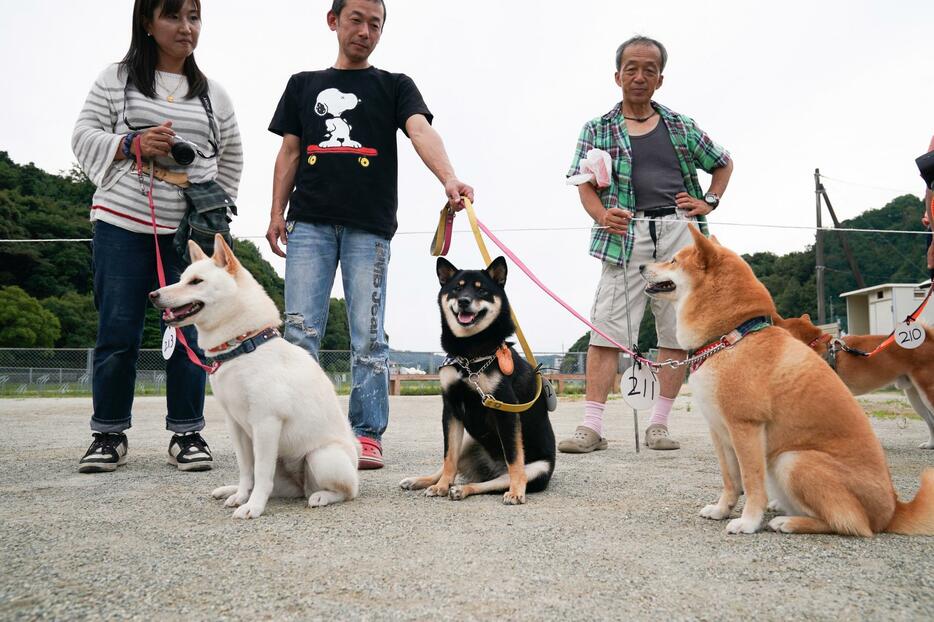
[457,297,471,309]
[638,265,646,273]
[149,291,159,301]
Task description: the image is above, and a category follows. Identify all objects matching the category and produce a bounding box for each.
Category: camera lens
[171,140,195,166]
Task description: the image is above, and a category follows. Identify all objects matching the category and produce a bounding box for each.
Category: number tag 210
[894,322,925,350]
[620,363,659,411]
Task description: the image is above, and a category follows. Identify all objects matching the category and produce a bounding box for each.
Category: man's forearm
[580,184,607,223]
[708,159,734,197]
[409,124,456,184]
[271,148,299,216]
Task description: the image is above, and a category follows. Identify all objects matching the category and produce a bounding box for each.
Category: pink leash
[473,219,656,368]
[134,137,219,374]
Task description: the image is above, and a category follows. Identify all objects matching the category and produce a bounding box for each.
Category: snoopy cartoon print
[315,88,362,148]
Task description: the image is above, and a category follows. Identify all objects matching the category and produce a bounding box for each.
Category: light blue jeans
[284,221,391,441]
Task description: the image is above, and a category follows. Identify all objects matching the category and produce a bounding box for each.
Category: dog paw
[399,477,425,491]
[232,502,265,520]
[448,486,465,501]
[425,483,449,497]
[919,440,934,450]
[699,503,732,520]
[725,516,762,534]
[767,499,784,512]
[768,516,795,533]
[224,491,250,508]
[211,485,238,500]
[307,491,333,508]
[503,491,526,505]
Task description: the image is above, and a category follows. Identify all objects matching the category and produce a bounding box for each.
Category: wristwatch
[704,192,720,210]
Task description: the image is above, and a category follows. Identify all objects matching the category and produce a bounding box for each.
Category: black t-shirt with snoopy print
[269,67,432,239]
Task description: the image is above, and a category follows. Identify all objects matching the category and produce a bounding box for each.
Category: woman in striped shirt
[72,0,242,474]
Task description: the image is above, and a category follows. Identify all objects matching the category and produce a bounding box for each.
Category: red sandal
[357,436,384,470]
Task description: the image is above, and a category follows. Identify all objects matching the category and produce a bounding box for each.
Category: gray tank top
[630,122,686,210]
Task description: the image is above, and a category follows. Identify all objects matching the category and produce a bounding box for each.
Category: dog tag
[496,345,514,376]
[620,363,659,411]
[894,321,925,350]
[162,327,177,360]
[542,377,558,412]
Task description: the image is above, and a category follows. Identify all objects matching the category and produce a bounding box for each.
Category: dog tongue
[458,311,476,324]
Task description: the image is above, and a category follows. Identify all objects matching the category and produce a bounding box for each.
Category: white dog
[150,235,359,519]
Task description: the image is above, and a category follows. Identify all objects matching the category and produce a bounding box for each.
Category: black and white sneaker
[168,432,213,471]
[78,433,128,473]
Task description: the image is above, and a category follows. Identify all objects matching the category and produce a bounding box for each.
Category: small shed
[840,279,933,334]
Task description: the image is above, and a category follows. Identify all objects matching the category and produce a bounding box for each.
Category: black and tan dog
[399,257,555,504]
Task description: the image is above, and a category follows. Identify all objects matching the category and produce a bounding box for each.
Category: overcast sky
[2,1,933,352]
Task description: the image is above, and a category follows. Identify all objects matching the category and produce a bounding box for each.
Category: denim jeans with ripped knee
[283,221,390,441]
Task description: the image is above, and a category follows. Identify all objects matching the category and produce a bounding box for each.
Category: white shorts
[589,212,696,350]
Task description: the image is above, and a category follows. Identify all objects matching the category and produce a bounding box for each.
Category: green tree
[233,239,284,311]
[0,286,61,347]
[41,292,98,347]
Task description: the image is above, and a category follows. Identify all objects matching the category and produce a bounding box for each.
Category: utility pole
[814,168,826,324]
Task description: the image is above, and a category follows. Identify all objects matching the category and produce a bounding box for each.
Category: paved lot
[1,392,932,621]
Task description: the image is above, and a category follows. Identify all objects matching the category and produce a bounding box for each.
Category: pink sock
[581,401,606,436]
[649,396,675,427]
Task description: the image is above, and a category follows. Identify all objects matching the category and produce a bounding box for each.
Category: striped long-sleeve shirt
[72,63,243,234]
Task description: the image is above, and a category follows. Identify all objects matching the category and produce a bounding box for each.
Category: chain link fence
[0,348,594,397]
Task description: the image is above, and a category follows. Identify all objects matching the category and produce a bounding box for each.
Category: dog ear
[709,235,722,246]
[800,313,811,322]
[486,256,507,286]
[688,224,718,268]
[436,257,458,285]
[212,234,240,275]
[188,240,208,262]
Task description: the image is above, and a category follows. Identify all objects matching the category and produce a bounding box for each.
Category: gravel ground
[1,391,932,621]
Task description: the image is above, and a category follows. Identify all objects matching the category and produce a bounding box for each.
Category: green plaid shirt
[568,101,731,264]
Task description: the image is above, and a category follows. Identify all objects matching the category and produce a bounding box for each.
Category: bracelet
[121,132,139,159]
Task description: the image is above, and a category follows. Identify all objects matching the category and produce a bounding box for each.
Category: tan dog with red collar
[776,314,934,449]
[641,225,934,536]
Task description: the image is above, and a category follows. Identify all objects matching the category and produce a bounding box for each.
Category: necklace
[623,111,657,123]
[157,72,185,103]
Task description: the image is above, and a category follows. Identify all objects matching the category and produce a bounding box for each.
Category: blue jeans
[90,221,206,434]
[284,221,390,441]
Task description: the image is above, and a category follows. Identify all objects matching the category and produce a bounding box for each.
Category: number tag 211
[620,363,659,411]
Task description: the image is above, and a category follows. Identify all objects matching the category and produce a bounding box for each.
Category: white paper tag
[894,322,925,350]
[162,327,177,360]
[620,363,659,411]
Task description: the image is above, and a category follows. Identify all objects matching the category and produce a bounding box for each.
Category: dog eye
[669,258,677,264]
[190,278,203,285]
[451,285,462,293]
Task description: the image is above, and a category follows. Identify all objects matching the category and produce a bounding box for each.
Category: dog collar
[689,316,772,373]
[206,327,280,366]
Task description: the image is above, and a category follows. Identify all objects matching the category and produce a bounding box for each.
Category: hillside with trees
[564,194,929,359]
[0,152,350,350]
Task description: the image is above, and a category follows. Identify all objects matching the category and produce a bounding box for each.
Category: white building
[840,279,933,334]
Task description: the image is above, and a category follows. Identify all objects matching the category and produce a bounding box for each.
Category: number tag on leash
[620,363,658,411]
[162,327,177,360]
[895,321,925,350]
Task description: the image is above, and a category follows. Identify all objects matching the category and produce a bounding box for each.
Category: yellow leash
[433,198,544,413]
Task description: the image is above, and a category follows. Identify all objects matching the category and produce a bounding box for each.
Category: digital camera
[170,135,199,166]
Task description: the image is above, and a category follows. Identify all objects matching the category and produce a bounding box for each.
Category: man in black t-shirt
[267,0,474,470]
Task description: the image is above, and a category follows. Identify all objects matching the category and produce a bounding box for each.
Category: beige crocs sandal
[558,426,608,454]
[644,424,680,450]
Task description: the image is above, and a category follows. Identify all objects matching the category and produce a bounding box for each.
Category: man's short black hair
[331,0,387,27]
[615,35,667,72]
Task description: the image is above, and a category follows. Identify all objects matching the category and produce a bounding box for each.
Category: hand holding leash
[444,178,474,211]
[601,207,632,235]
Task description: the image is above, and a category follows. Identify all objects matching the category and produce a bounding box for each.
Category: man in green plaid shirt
[558,36,733,454]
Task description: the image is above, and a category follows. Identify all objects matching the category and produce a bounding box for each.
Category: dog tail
[885,468,934,535]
